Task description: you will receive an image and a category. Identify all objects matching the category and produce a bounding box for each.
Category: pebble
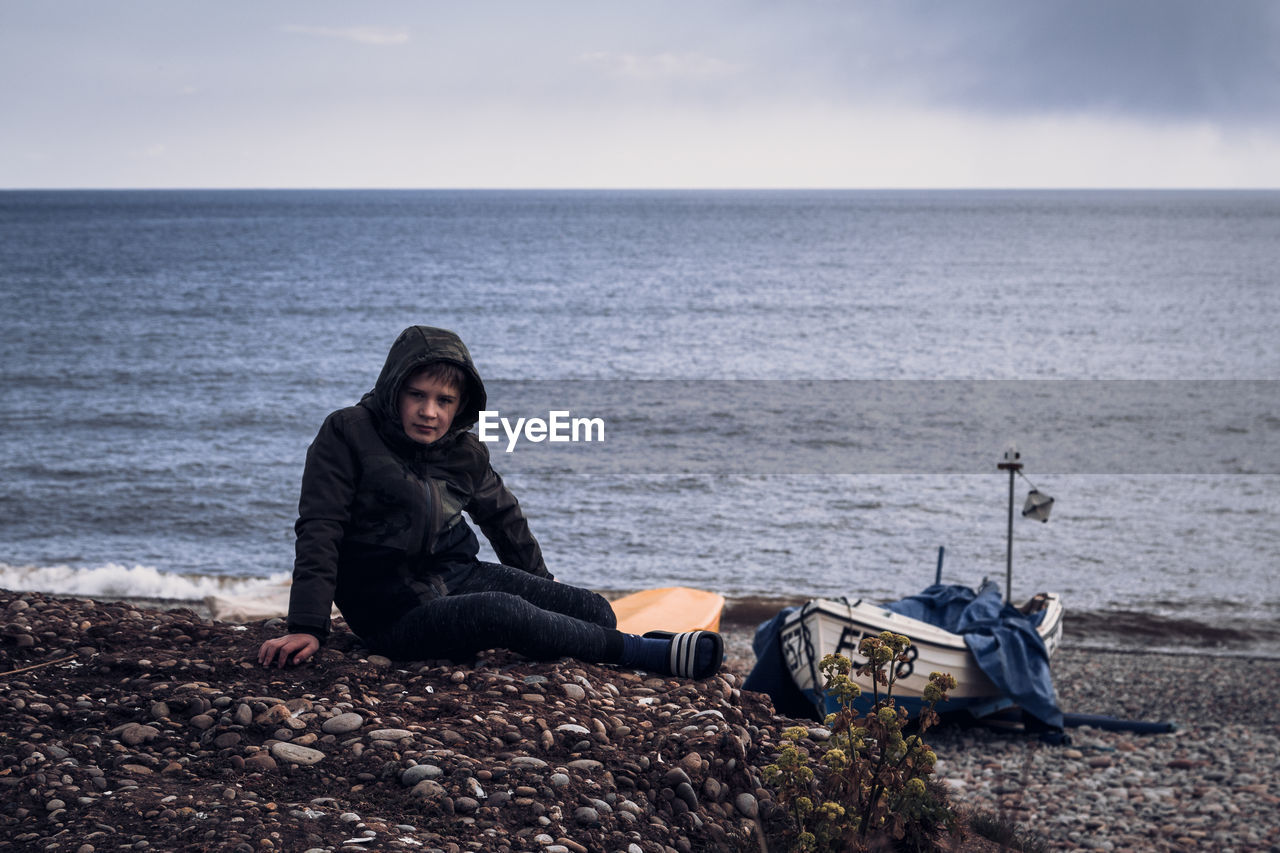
[119,723,159,746]
[400,764,443,785]
[270,742,326,766]
[927,646,1280,852]
[322,712,365,734]
[3,590,1277,853]
[410,780,445,800]
[366,728,412,741]
[509,756,547,769]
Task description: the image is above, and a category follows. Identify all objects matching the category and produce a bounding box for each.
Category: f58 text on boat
[476,410,605,452]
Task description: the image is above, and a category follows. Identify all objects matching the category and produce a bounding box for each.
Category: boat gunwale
[784,593,1062,651]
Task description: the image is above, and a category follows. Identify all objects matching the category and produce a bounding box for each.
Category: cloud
[798,0,1280,124]
[578,51,743,81]
[281,25,409,46]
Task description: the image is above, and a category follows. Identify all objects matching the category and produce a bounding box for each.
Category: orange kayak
[610,586,725,635]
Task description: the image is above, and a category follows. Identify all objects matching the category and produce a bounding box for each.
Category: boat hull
[779,593,1063,718]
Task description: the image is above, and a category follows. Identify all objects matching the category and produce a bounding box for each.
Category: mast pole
[997,457,1022,603]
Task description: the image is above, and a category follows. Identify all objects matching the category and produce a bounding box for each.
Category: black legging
[368,562,622,663]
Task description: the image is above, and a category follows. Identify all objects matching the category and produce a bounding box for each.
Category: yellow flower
[823,748,848,770]
[818,801,847,820]
[820,653,852,675]
[928,671,957,691]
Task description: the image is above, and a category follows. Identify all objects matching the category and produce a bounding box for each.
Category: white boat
[778,591,1064,719]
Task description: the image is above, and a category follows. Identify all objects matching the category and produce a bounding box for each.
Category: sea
[2,189,1277,656]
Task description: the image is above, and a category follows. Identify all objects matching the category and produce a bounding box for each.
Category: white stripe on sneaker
[669,631,699,677]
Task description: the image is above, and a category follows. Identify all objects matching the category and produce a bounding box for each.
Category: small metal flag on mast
[998,443,1054,603]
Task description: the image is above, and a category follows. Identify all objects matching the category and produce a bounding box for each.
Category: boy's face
[398,373,462,445]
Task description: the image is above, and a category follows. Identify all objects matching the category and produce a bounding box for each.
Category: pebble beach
[2,589,1278,852]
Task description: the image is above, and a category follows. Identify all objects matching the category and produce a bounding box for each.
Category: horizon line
[3,185,1278,193]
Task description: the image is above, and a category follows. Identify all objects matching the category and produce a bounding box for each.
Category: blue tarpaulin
[886,581,1063,730]
[744,581,1063,730]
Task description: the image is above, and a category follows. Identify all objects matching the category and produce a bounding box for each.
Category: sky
[2,0,1278,189]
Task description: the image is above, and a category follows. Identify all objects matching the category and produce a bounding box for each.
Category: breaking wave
[0,562,290,603]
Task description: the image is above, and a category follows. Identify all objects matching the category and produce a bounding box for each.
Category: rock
[410,780,445,800]
[255,704,292,726]
[663,767,691,787]
[509,756,548,769]
[573,806,601,826]
[400,764,443,786]
[214,732,242,748]
[270,742,325,766]
[366,728,412,741]
[4,589,1274,853]
[118,723,159,746]
[322,712,364,734]
[675,782,698,810]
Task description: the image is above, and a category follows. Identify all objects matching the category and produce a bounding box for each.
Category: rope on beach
[0,653,80,678]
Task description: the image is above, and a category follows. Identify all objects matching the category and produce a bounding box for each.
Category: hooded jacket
[286,326,549,641]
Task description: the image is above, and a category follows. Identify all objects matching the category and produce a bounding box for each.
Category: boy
[258,325,722,679]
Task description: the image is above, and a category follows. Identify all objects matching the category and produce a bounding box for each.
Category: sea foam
[0,562,290,602]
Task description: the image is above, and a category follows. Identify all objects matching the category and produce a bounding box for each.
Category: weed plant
[763,632,961,852]
[967,811,1050,853]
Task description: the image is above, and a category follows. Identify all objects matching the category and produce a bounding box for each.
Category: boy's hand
[258,633,320,668]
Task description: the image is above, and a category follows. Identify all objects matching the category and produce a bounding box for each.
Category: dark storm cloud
[805,0,1280,122]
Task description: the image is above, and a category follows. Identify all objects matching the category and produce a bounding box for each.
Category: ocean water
[1,190,1277,655]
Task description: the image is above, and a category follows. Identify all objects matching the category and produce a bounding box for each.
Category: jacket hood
[359,326,487,451]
